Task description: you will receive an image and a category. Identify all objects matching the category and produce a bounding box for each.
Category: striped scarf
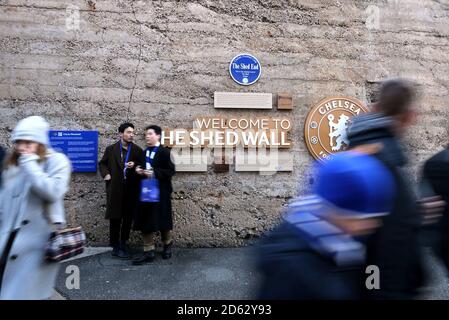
[283,195,366,267]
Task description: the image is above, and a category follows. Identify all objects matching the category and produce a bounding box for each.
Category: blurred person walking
[347,79,424,299]
[420,148,449,273]
[99,123,143,259]
[0,116,71,300]
[256,151,396,299]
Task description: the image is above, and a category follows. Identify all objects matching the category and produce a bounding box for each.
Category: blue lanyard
[145,146,159,169]
[120,141,132,179]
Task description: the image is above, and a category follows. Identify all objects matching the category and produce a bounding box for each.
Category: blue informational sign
[49,130,98,173]
[229,54,261,86]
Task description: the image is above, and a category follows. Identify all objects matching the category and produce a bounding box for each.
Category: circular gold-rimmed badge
[304,96,369,162]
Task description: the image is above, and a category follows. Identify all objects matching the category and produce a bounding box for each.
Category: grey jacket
[0,149,71,299]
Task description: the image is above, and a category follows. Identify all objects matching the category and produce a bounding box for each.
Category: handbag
[41,159,86,262]
[140,178,160,202]
[45,226,86,262]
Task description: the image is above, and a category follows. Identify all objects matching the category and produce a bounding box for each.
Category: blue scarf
[283,195,367,267]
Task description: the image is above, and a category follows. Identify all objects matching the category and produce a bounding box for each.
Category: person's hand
[135,166,144,175]
[126,161,135,169]
[418,196,446,225]
[52,223,64,232]
[104,174,112,181]
[143,169,154,178]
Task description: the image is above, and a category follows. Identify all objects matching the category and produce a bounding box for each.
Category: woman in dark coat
[132,125,175,265]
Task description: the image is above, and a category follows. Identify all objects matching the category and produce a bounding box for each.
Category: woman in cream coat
[0,116,71,300]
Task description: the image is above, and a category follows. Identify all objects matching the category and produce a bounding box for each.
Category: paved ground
[54,246,449,300]
[55,247,261,300]
[418,249,449,299]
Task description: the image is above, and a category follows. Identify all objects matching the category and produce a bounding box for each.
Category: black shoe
[132,251,155,265]
[111,246,120,257]
[120,241,131,256]
[117,248,131,259]
[112,246,131,259]
[162,242,173,260]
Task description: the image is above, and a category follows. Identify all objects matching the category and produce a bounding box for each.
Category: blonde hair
[6,144,47,168]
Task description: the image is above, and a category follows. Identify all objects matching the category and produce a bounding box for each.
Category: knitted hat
[11,116,50,146]
[314,151,396,218]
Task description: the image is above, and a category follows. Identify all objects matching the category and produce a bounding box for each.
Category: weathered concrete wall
[1,0,448,247]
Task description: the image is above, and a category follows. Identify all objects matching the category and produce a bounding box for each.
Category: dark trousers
[109,188,135,248]
[109,216,133,248]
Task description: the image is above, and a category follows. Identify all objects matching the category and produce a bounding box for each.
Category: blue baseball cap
[313,151,396,218]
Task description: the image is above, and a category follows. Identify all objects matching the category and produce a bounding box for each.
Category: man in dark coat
[132,125,176,265]
[99,123,143,259]
[347,79,425,299]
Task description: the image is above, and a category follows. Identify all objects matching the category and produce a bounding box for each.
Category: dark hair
[145,125,162,136]
[377,79,416,117]
[118,122,134,133]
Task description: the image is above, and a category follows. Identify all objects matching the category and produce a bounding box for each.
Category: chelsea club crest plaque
[304,96,369,162]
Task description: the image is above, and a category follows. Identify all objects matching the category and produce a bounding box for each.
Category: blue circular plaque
[229,54,261,86]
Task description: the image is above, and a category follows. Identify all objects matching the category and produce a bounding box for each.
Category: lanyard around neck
[120,141,132,179]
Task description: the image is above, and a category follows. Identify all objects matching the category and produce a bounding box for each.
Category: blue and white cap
[313,151,396,218]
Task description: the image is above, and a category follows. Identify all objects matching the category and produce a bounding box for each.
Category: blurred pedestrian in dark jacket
[347,79,424,299]
[256,151,396,300]
[420,148,449,273]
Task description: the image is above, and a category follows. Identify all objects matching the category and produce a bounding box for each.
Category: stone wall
[1,0,448,246]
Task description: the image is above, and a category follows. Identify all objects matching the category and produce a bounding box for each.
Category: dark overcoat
[348,113,424,299]
[99,141,143,220]
[422,148,449,272]
[133,146,175,233]
[256,222,363,300]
